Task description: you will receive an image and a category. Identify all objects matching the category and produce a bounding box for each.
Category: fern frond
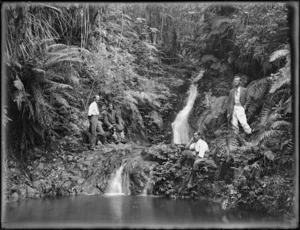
[269,48,289,62]
[258,130,282,144]
[32,68,46,76]
[246,77,271,100]
[196,110,211,133]
[45,80,73,91]
[46,43,68,52]
[68,70,80,86]
[259,106,272,126]
[52,93,70,108]
[14,77,25,91]
[45,57,83,68]
[270,120,292,130]
[281,139,294,154]
[227,135,240,152]
[31,84,46,124]
[268,88,291,104]
[45,71,65,82]
[123,91,138,105]
[269,71,291,93]
[245,98,264,120]
[61,91,77,102]
[201,54,218,63]
[13,91,24,110]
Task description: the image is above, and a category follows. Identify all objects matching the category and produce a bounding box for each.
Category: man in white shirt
[88,95,100,150]
[186,132,217,187]
[172,132,216,186]
[227,75,252,134]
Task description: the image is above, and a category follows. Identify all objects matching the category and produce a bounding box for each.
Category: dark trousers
[178,150,197,167]
[89,115,98,149]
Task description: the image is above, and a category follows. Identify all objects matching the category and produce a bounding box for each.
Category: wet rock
[11,192,19,202]
[37,162,44,170]
[61,181,72,190]
[196,96,228,136]
[77,178,84,185]
[69,123,81,135]
[19,185,27,199]
[81,186,100,195]
[26,185,36,198]
[69,176,80,183]
[149,111,164,129]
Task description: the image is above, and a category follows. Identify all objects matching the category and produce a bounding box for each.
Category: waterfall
[106,165,126,195]
[142,171,153,196]
[172,84,198,144]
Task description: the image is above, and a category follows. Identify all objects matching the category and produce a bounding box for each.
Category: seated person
[82,116,109,146]
[172,131,217,187]
[174,132,208,167]
[102,102,126,143]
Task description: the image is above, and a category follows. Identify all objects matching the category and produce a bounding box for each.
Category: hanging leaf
[201,54,218,63]
[263,150,275,161]
[14,77,24,90]
[269,49,289,62]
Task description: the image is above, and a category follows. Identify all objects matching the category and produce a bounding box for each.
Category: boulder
[11,192,19,202]
[69,122,82,136]
[196,96,228,137]
[149,111,164,129]
[26,185,36,198]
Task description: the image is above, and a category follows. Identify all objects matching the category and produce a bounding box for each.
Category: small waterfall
[172,84,198,144]
[142,173,153,196]
[106,165,126,195]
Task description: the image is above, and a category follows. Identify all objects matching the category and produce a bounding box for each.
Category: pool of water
[3,195,287,228]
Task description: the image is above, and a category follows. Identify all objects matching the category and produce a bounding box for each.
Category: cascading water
[172,84,198,144]
[106,165,126,195]
[172,70,204,144]
[142,171,154,196]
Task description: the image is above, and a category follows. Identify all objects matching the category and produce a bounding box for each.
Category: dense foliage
[3,2,296,223]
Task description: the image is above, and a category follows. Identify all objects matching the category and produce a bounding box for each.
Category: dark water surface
[3,195,287,228]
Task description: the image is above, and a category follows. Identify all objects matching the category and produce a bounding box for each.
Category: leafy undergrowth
[142,143,296,223]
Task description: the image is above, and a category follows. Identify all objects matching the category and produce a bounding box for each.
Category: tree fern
[269,45,291,93]
[246,77,271,100]
[258,130,282,145]
[52,93,70,108]
[45,81,73,91]
[270,120,292,130]
[245,98,264,120]
[269,46,289,62]
[267,88,291,106]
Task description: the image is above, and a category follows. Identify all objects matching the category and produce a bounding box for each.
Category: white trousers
[231,105,252,134]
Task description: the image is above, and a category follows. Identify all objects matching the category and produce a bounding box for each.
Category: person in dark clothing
[102,102,126,143]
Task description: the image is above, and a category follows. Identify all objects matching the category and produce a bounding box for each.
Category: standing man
[227,75,252,135]
[88,95,100,150]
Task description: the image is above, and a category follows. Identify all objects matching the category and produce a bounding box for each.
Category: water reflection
[3,195,288,228]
